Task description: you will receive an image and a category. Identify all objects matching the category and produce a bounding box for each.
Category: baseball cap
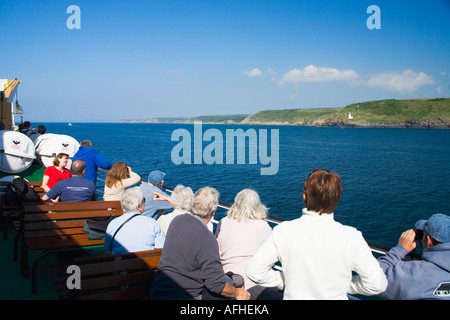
[147,170,166,183]
[415,213,450,243]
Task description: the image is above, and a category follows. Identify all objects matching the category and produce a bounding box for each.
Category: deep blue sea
[44,122,450,248]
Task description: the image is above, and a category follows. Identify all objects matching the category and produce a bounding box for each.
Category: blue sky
[1,0,449,122]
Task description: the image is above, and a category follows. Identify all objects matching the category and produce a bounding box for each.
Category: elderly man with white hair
[150,186,250,300]
[104,186,165,255]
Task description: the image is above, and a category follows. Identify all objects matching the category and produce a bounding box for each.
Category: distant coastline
[116,98,450,129]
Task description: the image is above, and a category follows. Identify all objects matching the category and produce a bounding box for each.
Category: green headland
[117,98,450,128]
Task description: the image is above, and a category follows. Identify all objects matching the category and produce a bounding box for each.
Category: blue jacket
[378,243,450,300]
[140,183,173,220]
[72,146,112,183]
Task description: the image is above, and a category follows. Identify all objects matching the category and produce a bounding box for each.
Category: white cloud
[242,68,263,77]
[168,70,185,77]
[278,65,360,85]
[367,70,435,93]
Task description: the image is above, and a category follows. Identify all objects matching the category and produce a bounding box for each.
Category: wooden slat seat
[55,249,162,300]
[19,200,123,293]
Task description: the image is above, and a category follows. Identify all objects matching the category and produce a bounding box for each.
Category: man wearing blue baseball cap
[139,170,173,220]
[378,213,450,300]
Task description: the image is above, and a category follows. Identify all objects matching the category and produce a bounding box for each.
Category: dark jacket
[150,214,226,300]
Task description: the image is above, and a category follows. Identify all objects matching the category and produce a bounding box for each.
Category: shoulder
[71,177,95,187]
[339,223,364,238]
[79,177,95,185]
[172,212,192,224]
[137,214,158,224]
[140,183,164,193]
[44,166,56,174]
[171,214,204,232]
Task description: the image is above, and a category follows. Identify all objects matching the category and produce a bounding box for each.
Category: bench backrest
[22,201,123,247]
[58,249,162,300]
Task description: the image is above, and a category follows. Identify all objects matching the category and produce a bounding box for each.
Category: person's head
[148,170,166,188]
[227,189,268,222]
[121,186,146,214]
[415,213,450,248]
[105,162,129,188]
[71,159,86,176]
[303,169,342,215]
[0,121,5,130]
[53,153,70,167]
[80,140,92,147]
[171,184,194,211]
[37,125,46,134]
[191,187,219,219]
[23,121,31,129]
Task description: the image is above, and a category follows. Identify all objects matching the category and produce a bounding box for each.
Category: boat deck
[0,222,105,299]
[0,164,46,182]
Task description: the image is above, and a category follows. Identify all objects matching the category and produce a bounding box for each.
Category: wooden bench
[19,200,123,293]
[55,249,162,300]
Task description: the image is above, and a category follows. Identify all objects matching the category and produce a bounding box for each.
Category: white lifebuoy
[0,130,36,174]
[34,133,80,167]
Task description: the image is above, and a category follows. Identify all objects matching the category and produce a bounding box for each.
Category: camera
[414,229,423,241]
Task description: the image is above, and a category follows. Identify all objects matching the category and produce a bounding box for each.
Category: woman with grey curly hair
[215,188,282,300]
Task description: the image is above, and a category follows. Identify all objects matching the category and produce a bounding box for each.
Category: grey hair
[171,184,194,210]
[121,186,144,213]
[191,186,219,218]
[227,189,268,222]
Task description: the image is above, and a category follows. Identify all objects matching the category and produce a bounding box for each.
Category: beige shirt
[157,209,189,235]
[103,172,141,201]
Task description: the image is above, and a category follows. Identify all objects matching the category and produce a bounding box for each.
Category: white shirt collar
[302,207,335,220]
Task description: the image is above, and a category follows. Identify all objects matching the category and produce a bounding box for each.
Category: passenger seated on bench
[41,159,97,202]
[246,169,388,300]
[150,187,250,300]
[41,153,72,193]
[103,162,141,201]
[157,184,193,236]
[215,189,282,300]
[104,187,165,255]
[140,170,172,220]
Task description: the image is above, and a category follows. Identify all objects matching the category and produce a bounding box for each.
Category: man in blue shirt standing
[72,140,112,184]
[42,159,97,202]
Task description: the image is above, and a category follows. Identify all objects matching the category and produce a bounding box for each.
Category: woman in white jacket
[246,169,387,300]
